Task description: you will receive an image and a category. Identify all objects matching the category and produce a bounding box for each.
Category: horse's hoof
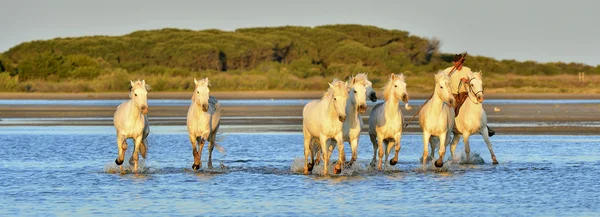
[333,164,342,174]
[390,159,398,166]
[492,160,499,165]
[129,158,135,166]
[115,158,124,165]
[192,164,200,170]
[307,163,314,172]
[434,159,444,168]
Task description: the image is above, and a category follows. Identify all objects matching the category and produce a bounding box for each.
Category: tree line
[0,24,598,92]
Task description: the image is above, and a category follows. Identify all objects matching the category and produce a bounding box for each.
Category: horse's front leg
[333,134,345,174]
[435,132,448,168]
[189,135,200,170]
[197,137,206,168]
[115,135,127,172]
[319,135,330,175]
[422,132,431,167]
[349,137,359,166]
[377,136,385,171]
[462,133,472,164]
[481,127,498,164]
[390,132,402,166]
[302,127,313,174]
[385,141,394,168]
[132,136,142,173]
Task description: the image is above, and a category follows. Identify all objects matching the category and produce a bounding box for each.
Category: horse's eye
[197,91,199,93]
[440,86,443,89]
[471,84,474,86]
[135,94,137,96]
[334,97,337,101]
[353,90,357,93]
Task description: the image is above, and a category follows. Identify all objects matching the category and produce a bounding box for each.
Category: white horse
[113,80,150,173]
[418,71,456,168]
[368,73,411,170]
[302,79,349,175]
[311,73,378,167]
[449,71,498,164]
[187,78,221,170]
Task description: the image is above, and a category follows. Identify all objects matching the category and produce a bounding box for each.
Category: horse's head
[129,80,149,114]
[329,79,349,122]
[434,71,455,107]
[348,74,370,113]
[383,73,409,104]
[193,78,211,112]
[469,71,484,103]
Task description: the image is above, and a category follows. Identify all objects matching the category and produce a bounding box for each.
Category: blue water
[1,126,599,216]
[2,99,600,106]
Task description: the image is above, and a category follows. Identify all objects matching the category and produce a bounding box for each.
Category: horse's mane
[322,78,345,100]
[382,73,405,100]
[350,73,371,87]
[434,71,450,83]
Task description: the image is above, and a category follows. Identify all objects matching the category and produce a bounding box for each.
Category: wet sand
[1,92,600,134]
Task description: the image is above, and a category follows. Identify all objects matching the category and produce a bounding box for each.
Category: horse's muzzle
[369,92,377,102]
[141,105,148,114]
[358,104,367,113]
[401,94,409,103]
[338,115,346,122]
[477,94,484,103]
[202,104,209,112]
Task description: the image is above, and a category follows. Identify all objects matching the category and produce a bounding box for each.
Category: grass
[1,72,598,94]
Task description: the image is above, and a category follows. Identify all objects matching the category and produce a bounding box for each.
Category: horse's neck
[384,94,400,118]
[126,99,141,122]
[346,93,358,122]
[463,91,482,113]
[429,89,445,113]
[324,95,337,120]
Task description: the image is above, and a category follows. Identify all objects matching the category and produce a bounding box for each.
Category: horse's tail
[211,128,227,156]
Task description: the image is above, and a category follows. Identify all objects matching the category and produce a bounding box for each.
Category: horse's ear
[194,78,198,85]
[130,80,135,87]
[345,81,351,91]
[390,73,395,81]
[141,80,146,86]
[328,82,334,88]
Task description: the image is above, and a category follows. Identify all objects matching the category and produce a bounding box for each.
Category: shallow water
[3,99,600,106]
[1,126,599,216]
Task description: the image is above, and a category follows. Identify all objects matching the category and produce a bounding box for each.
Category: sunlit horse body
[113,80,150,173]
[368,73,411,170]
[418,72,456,167]
[312,73,378,167]
[449,71,498,164]
[187,78,221,170]
[302,79,349,175]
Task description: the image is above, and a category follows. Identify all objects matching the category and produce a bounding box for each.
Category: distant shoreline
[1,91,600,100]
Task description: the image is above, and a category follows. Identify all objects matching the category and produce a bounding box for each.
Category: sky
[1,0,598,65]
